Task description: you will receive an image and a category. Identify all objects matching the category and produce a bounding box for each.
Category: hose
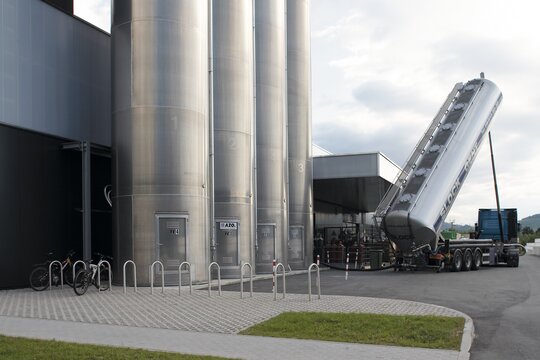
[322,262,395,272]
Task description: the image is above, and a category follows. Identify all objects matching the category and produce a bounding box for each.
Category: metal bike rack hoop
[150,261,165,295]
[273,263,286,300]
[97,260,112,292]
[308,263,321,301]
[178,261,192,295]
[240,262,253,299]
[123,260,137,294]
[208,262,222,297]
[48,260,63,290]
[72,260,87,285]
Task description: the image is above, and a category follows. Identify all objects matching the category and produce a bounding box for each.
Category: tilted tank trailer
[375,76,523,272]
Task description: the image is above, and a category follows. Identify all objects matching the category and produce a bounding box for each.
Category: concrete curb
[457,312,475,360]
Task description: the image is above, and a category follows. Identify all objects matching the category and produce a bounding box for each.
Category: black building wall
[0,124,111,289]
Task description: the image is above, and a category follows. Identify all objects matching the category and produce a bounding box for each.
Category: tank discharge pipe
[150,261,164,295]
[178,262,192,295]
[122,260,137,293]
[273,263,286,300]
[240,262,253,299]
[208,262,222,297]
[308,263,321,301]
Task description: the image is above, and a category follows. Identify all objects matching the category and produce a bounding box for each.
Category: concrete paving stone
[0,286,465,360]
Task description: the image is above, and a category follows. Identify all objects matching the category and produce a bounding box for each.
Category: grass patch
[0,335,231,360]
[240,312,464,350]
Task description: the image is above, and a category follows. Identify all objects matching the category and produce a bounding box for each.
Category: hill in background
[520,214,540,231]
[441,222,474,233]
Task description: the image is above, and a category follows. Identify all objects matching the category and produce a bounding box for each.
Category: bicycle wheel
[98,268,111,291]
[63,267,74,287]
[73,269,90,296]
[29,267,49,291]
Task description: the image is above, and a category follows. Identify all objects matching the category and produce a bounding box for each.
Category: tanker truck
[375,76,523,272]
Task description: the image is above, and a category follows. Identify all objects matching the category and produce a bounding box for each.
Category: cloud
[352,80,437,113]
[311,0,540,223]
[74,0,111,32]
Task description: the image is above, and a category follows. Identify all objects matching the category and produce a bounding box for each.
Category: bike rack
[178,261,192,295]
[123,260,137,294]
[273,262,286,300]
[308,263,321,301]
[72,260,87,285]
[97,260,112,292]
[240,262,253,299]
[48,260,63,290]
[208,262,222,297]
[150,261,165,295]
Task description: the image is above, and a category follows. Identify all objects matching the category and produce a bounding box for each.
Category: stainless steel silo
[112,0,209,284]
[287,0,313,269]
[211,0,255,277]
[254,0,288,273]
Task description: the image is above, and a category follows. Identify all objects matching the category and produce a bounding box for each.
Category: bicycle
[29,250,76,291]
[73,253,113,296]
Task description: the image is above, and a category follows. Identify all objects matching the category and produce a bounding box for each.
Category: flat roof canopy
[313,152,401,213]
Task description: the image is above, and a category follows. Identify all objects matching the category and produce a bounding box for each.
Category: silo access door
[216,220,239,267]
[155,214,187,284]
[288,225,304,264]
[256,224,276,273]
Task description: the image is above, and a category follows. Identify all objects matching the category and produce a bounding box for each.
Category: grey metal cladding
[0,0,110,146]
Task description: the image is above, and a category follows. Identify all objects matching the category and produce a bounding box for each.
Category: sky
[75,0,540,225]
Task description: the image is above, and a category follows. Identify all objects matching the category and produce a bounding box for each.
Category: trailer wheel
[451,250,462,272]
[462,250,473,271]
[471,250,482,270]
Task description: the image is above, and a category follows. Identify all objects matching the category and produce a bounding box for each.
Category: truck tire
[471,250,482,270]
[451,250,462,272]
[462,250,473,271]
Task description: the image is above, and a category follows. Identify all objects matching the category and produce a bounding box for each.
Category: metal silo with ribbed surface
[211,0,255,277]
[287,0,313,269]
[112,0,209,284]
[254,0,288,273]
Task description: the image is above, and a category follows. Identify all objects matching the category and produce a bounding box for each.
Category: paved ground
[0,282,468,359]
[223,254,540,360]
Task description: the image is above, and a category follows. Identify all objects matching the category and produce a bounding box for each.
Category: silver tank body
[254,0,288,273]
[211,0,255,277]
[112,0,209,284]
[383,78,503,254]
[286,0,313,269]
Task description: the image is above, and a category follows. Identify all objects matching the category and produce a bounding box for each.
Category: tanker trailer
[376,77,505,270]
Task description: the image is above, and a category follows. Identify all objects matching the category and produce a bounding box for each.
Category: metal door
[257,224,276,262]
[288,225,304,261]
[155,214,187,272]
[216,220,239,266]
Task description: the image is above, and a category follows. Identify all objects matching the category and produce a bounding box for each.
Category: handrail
[97,260,112,292]
[123,260,137,294]
[48,260,63,290]
[72,260,87,285]
[240,262,253,299]
[178,261,192,295]
[208,262,222,297]
[308,263,321,301]
[273,262,286,300]
[150,261,165,294]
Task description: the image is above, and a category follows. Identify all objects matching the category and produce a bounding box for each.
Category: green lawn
[0,335,231,360]
[240,312,465,350]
